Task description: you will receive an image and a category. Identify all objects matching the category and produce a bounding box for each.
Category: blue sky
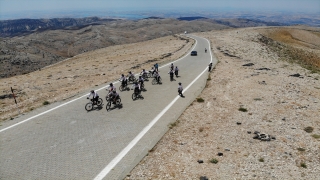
[1,0,319,20]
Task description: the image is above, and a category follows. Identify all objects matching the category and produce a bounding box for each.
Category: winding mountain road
[0,35,217,180]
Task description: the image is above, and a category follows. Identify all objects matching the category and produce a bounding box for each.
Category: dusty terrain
[128,27,320,179]
[1,26,319,179]
[0,35,194,121]
[0,18,230,78]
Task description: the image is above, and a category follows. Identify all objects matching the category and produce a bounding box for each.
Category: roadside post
[11,87,20,114]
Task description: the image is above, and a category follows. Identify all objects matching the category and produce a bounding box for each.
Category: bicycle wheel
[119,85,124,92]
[85,103,93,111]
[97,98,103,106]
[147,72,152,78]
[132,93,137,100]
[106,101,111,111]
[158,77,162,84]
[116,98,121,105]
[152,78,157,85]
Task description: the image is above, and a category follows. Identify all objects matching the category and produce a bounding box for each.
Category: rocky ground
[0,35,194,121]
[128,27,320,179]
[1,26,319,179]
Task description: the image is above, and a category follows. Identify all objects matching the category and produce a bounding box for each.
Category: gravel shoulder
[128,28,320,179]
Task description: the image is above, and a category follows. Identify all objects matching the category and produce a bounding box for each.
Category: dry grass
[259,28,320,72]
[0,35,194,121]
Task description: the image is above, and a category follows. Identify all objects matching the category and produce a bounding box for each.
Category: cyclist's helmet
[129,71,132,73]
[143,69,145,71]
[91,90,94,93]
[122,74,124,76]
[110,83,113,86]
[178,82,181,85]
[139,76,142,78]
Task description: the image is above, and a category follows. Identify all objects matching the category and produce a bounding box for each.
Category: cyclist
[174,66,179,77]
[140,69,148,79]
[170,63,174,70]
[168,69,174,81]
[133,81,141,95]
[154,71,161,83]
[108,89,119,104]
[178,82,184,97]
[138,75,144,88]
[87,90,99,105]
[208,63,213,72]
[150,66,156,76]
[108,83,116,92]
[128,71,135,81]
[119,74,128,87]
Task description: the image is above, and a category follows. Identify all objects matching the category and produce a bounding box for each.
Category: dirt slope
[0,35,194,121]
[128,27,320,179]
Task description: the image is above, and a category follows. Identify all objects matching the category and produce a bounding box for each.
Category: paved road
[0,35,216,180]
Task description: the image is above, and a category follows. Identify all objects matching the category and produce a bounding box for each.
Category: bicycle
[128,76,136,84]
[132,90,144,100]
[119,81,130,92]
[140,73,149,81]
[152,76,162,85]
[147,70,154,78]
[106,96,122,111]
[85,98,103,111]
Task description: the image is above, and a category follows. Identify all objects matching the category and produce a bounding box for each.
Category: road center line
[0,36,197,133]
[94,35,212,180]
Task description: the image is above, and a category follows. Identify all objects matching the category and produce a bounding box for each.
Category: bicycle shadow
[107,104,123,111]
[86,104,104,112]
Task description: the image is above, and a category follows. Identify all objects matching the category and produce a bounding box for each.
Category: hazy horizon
[1,0,319,20]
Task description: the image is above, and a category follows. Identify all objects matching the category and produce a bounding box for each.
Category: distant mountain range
[0,17,116,37]
[0,17,286,37]
[0,16,302,78]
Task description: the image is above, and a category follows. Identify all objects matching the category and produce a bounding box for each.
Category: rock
[253,132,273,141]
[243,63,254,66]
[218,152,223,156]
[237,122,242,125]
[254,131,260,134]
[289,73,301,77]
[247,131,251,134]
[225,148,230,151]
[197,160,204,163]
[258,81,267,85]
[253,135,260,139]
[256,68,271,71]
[200,176,208,180]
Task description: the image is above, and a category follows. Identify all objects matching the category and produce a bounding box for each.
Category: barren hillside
[128,27,320,179]
[1,17,286,79]
[1,26,319,179]
[0,18,229,78]
[0,35,194,121]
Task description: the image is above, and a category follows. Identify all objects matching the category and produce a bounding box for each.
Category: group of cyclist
[88,47,212,108]
[88,62,184,105]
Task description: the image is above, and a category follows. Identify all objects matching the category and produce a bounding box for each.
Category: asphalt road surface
[0,35,217,180]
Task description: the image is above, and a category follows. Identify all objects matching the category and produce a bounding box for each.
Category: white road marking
[0,36,197,133]
[94,35,212,180]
